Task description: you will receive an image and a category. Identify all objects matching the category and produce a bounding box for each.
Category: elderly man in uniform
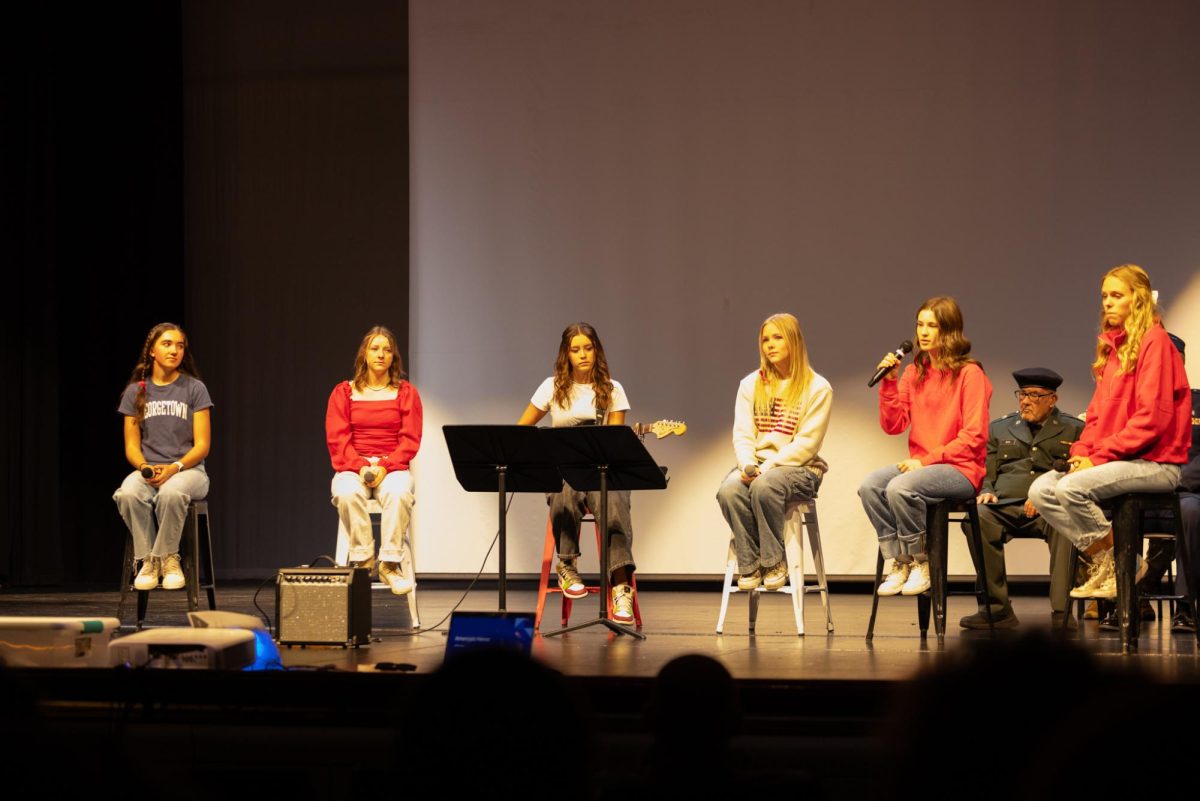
[960,367,1084,629]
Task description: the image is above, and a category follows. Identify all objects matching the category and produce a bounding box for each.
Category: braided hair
[123,322,200,428]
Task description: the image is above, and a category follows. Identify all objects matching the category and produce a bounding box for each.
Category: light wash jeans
[859,464,975,559]
[331,469,414,562]
[113,466,210,559]
[549,483,635,577]
[1027,459,1182,550]
[716,466,822,573]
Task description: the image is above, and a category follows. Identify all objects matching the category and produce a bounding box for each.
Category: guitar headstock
[639,419,687,439]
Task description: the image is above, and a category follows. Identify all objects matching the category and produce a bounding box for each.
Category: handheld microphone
[1053,458,1069,473]
[867,340,914,387]
[140,466,155,479]
[363,469,377,484]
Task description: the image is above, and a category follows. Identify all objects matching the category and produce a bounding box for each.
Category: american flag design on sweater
[755,397,803,436]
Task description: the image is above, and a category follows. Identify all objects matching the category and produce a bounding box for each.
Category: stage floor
[3,582,1198,680]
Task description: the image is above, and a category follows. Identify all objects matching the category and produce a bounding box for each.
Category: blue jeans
[859,464,975,559]
[113,466,210,559]
[716,466,822,573]
[1028,459,1182,550]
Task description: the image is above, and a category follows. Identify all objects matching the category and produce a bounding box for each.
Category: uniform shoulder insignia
[1001,411,1019,419]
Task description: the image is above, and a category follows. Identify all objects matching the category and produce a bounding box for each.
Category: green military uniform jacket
[981,409,1085,504]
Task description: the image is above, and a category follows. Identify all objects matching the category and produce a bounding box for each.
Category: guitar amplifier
[276,567,371,647]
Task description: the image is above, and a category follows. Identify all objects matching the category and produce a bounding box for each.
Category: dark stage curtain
[2,1,409,586]
[1,3,184,587]
[182,1,409,578]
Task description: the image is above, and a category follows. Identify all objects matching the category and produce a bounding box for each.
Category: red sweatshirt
[325,380,423,472]
[879,362,992,490]
[1071,324,1190,465]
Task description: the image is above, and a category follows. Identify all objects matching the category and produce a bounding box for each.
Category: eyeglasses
[1014,390,1054,400]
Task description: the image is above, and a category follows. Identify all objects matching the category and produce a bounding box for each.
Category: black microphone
[1053,458,1069,473]
[363,469,377,484]
[867,340,914,387]
[140,466,155,479]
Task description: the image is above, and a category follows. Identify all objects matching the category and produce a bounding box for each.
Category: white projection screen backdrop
[409,0,1199,578]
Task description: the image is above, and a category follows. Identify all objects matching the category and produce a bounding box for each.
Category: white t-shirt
[530,377,631,428]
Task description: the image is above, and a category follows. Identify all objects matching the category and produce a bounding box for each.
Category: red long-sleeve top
[1071,324,1190,465]
[879,362,992,490]
[325,380,423,472]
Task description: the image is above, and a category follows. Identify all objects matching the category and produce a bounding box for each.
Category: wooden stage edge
[2,580,1198,683]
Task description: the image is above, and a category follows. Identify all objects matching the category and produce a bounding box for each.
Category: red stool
[534,511,642,631]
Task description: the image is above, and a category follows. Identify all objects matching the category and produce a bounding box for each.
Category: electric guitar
[634,419,687,439]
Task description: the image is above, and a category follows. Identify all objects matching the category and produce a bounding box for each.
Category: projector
[0,616,120,668]
[109,627,257,670]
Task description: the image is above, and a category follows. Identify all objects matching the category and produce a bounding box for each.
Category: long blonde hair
[753,313,813,418]
[1093,264,1159,376]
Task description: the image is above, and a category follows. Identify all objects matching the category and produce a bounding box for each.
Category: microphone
[363,469,377,484]
[140,466,155,479]
[867,340,914,387]
[1053,458,1069,473]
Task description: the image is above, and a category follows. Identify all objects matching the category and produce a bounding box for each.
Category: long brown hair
[551,322,614,413]
[754,312,814,418]
[913,296,980,382]
[1093,264,1159,376]
[351,326,406,391]
[124,322,200,427]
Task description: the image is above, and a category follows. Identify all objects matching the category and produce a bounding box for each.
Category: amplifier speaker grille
[276,567,371,646]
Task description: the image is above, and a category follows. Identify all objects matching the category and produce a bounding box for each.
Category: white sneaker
[133,557,159,591]
[877,560,911,596]
[1070,550,1115,598]
[611,583,635,625]
[763,562,789,591]
[901,561,931,595]
[160,553,186,590]
[737,568,763,590]
[379,561,414,596]
[1089,551,1117,599]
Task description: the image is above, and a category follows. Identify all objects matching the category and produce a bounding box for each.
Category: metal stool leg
[866,551,884,641]
[715,540,737,634]
[926,503,948,643]
[805,506,835,633]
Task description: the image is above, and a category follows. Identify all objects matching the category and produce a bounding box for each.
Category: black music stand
[443,425,562,612]
[542,425,667,639]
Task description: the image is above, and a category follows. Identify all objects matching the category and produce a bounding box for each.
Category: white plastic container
[0,616,121,668]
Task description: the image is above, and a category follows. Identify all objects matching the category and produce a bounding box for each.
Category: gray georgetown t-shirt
[118,375,213,465]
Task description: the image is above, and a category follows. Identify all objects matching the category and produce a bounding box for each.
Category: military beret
[1012,367,1063,391]
[1169,333,1185,355]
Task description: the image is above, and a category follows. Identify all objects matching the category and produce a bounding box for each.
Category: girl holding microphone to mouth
[858,297,992,596]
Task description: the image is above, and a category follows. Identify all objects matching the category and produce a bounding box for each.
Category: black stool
[1073,492,1194,654]
[867,499,994,644]
[117,500,217,629]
